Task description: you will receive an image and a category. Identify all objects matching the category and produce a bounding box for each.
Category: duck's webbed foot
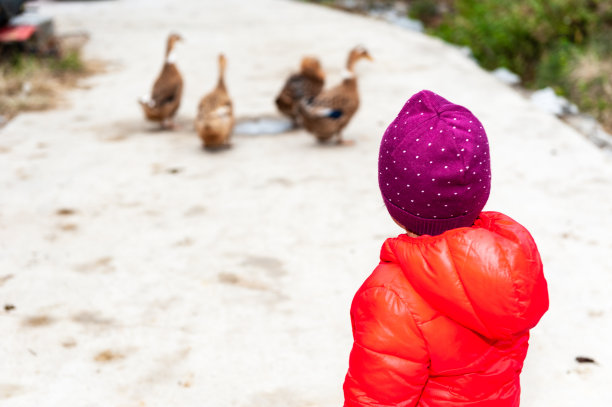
[335,133,355,146]
[161,118,180,130]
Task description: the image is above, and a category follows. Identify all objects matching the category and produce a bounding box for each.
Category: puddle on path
[234,117,294,136]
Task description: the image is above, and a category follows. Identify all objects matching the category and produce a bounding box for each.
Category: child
[343,90,549,407]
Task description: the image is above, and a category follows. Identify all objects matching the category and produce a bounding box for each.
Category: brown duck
[139,33,184,129]
[275,56,325,127]
[297,46,372,145]
[195,54,234,150]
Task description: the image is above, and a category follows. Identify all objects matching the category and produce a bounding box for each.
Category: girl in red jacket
[343,90,549,407]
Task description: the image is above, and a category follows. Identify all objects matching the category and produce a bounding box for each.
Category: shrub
[50,50,84,73]
[409,0,440,25]
[419,0,612,130]
[0,49,88,121]
[431,0,609,82]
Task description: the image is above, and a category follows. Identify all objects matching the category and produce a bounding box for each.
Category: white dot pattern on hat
[378,90,491,224]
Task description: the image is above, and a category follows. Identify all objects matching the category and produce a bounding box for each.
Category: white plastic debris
[368,10,424,32]
[458,46,474,59]
[339,0,359,9]
[492,67,521,86]
[530,87,579,116]
[564,114,612,150]
[21,82,32,95]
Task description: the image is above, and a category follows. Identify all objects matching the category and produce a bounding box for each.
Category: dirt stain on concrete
[0,384,25,400]
[241,255,287,278]
[61,338,78,348]
[94,349,125,363]
[56,208,77,216]
[102,133,129,142]
[178,372,194,388]
[72,311,114,326]
[15,168,30,180]
[22,315,55,327]
[218,272,271,291]
[140,346,191,385]
[266,177,294,188]
[184,205,207,217]
[0,274,14,287]
[98,119,142,142]
[74,257,115,273]
[58,223,78,231]
[173,237,195,247]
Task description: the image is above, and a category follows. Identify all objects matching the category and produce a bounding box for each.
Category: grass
[0,43,97,123]
[305,0,612,133]
[420,0,612,132]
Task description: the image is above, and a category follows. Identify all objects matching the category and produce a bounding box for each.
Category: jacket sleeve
[343,286,429,407]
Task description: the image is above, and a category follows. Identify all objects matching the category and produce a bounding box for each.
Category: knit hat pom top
[378,90,491,236]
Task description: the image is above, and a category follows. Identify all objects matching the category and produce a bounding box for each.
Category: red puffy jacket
[344,212,549,407]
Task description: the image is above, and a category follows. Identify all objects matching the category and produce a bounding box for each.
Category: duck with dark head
[275,56,325,128]
[297,46,372,145]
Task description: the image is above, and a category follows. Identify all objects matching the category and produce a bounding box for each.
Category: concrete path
[1,1,611,406]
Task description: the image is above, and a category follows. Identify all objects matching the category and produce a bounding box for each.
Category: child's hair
[378,90,491,236]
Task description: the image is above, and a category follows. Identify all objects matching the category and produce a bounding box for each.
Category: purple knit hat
[379,90,491,236]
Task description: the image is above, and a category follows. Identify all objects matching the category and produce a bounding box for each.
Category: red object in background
[0,24,36,42]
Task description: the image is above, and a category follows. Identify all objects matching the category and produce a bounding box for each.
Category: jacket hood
[381,211,549,339]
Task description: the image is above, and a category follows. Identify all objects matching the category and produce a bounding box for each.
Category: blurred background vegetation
[0,49,88,122]
[307,0,612,131]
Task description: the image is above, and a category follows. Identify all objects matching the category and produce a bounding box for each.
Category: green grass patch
[0,49,91,121]
[415,0,612,131]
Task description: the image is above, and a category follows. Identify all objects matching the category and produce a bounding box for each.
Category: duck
[275,56,325,127]
[139,33,184,129]
[195,54,234,150]
[297,46,372,145]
